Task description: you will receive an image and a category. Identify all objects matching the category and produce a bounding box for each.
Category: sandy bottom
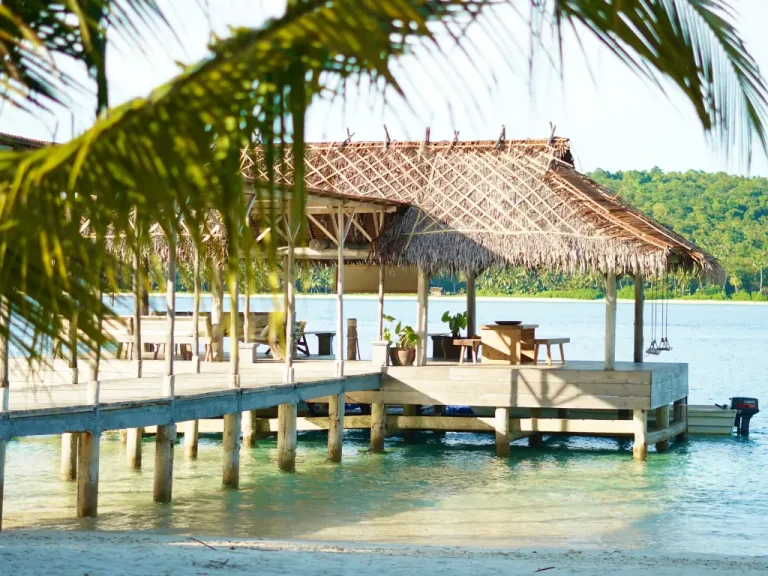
[1,531,767,575]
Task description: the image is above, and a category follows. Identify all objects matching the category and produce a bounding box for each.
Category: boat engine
[730,397,759,436]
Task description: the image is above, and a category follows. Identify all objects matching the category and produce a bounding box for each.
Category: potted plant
[382,314,419,366]
[440,310,467,360]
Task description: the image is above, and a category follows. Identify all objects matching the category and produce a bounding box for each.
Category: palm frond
[0,0,168,112]
[0,0,490,361]
[544,0,768,161]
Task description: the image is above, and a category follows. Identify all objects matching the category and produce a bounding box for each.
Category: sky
[2,0,767,177]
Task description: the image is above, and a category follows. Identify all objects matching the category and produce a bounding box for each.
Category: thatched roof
[242,138,724,281]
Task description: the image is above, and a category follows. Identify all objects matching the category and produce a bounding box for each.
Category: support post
[76,431,100,517]
[528,408,544,448]
[605,272,617,371]
[284,246,295,384]
[402,404,418,441]
[133,220,143,377]
[346,318,358,360]
[370,403,387,453]
[126,427,143,468]
[495,407,510,457]
[192,246,201,373]
[242,411,258,448]
[154,235,176,503]
[210,268,225,362]
[223,256,241,488]
[416,267,430,366]
[328,393,344,462]
[68,310,78,384]
[377,264,385,339]
[655,404,671,452]
[632,409,647,461]
[128,224,144,468]
[153,424,175,503]
[0,310,8,530]
[335,206,345,377]
[674,397,688,440]
[634,273,644,363]
[60,432,78,480]
[183,420,199,458]
[466,271,476,337]
[277,403,297,472]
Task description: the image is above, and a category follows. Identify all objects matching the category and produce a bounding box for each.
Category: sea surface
[4,296,768,555]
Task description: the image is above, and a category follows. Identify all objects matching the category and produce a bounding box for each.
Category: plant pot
[389,347,416,366]
[441,334,462,360]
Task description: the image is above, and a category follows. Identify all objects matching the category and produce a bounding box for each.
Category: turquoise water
[4,298,768,554]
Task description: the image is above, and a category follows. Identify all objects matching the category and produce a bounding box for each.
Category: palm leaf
[546,0,768,161]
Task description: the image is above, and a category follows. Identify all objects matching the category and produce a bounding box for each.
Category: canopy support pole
[223,261,240,489]
[605,272,617,371]
[335,207,345,377]
[634,273,644,363]
[154,234,176,503]
[416,267,429,366]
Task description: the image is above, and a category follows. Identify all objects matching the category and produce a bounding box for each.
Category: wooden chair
[533,337,570,365]
[454,338,482,364]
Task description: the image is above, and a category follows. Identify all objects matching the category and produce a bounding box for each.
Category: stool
[454,338,482,364]
[533,337,570,365]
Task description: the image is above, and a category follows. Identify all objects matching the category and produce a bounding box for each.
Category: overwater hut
[241,136,724,369]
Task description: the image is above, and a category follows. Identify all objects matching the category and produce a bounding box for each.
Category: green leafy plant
[382,314,419,349]
[441,310,467,337]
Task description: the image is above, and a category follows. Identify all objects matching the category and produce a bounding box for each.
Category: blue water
[4,297,768,554]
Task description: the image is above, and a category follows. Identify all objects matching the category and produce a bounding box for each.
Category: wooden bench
[454,338,482,364]
[128,315,213,361]
[533,337,570,365]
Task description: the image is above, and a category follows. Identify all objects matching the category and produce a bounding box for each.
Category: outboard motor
[730,397,759,436]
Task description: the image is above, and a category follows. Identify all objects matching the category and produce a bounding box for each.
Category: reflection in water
[4,429,768,555]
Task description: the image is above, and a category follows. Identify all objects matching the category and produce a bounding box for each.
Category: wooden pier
[0,355,689,528]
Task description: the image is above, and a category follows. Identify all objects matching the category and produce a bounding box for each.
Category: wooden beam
[350,214,372,242]
[60,433,77,480]
[495,407,510,457]
[466,271,476,338]
[646,420,686,446]
[377,264,385,340]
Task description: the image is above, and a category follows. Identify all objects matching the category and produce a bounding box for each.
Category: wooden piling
[495,407,511,457]
[328,393,344,462]
[402,404,418,441]
[242,411,259,448]
[0,436,5,532]
[183,420,199,458]
[60,432,78,480]
[528,408,544,448]
[632,409,648,461]
[370,403,387,453]
[277,403,297,472]
[126,427,143,468]
[222,413,241,488]
[655,404,671,451]
[153,425,175,503]
[674,397,688,440]
[76,431,100,517]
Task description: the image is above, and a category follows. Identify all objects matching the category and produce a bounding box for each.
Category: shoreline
[2,531,767,575]
[152,292,768,305]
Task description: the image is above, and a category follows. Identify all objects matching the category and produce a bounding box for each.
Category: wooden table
[479,324,538,364]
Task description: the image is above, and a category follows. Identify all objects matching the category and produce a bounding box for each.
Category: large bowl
[494,320,522,326]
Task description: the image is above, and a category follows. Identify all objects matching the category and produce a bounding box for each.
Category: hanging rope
[659,275,673,351]
[646,276,660,355]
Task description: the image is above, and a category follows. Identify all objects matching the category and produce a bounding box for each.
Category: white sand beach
[1,531,767,575]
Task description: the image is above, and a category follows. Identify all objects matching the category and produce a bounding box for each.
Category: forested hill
[589,168,768,294]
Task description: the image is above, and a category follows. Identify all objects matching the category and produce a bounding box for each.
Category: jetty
[0,136,723,528]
